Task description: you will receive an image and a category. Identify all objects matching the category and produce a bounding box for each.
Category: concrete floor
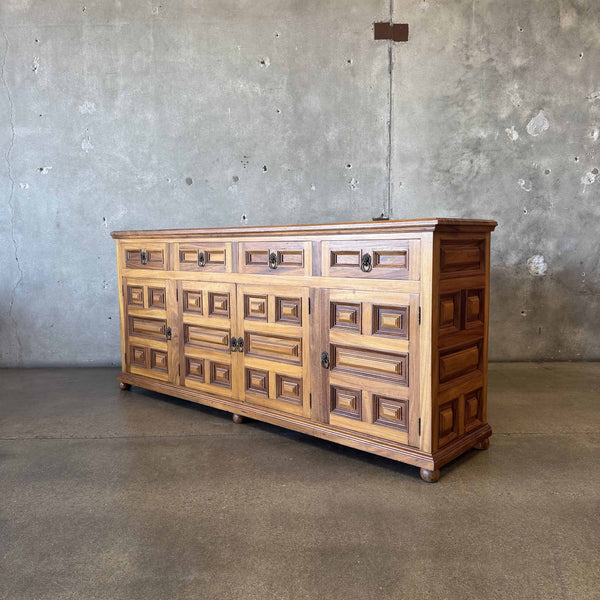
[1,364,599,600]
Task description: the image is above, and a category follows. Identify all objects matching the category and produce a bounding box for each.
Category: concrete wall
[1,0,598,366]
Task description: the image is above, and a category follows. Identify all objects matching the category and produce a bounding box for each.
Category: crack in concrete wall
[1,30,23,364]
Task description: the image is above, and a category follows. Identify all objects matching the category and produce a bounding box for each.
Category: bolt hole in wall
[185,177,193,185]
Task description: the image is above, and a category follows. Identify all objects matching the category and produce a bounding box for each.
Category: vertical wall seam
[387,0,394,218]
[2,30,23,364]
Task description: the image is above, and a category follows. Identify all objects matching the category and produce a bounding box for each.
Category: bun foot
[232,414,245,424]
[474,437,490,450]
[119,382,131,391]
[420,468,440,483]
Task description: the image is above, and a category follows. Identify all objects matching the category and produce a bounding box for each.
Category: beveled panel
[127,286,144,307]
[208,292,230,318]
[183,290,203,314]
[184,324,230,351]
[246,332,302,365]
[374,395,408,430]
[148,287,166,309]
[373,249,408,270]
[439,292,461,335]
[331,345,407,385]
[145,249,165,269]
[330,386,362,420]
[245,250,269,265]
[210,361,232,388]
[438,398,459,447]
[244,294,268,321]
[330,302,361,333]
[275,297,302,325]
[276,374,302,405]
[205,248,226,265]
[150,349,168,373]
[185,356,204,382]
[330,250,360,268]
[179,249,199,265]
[277,249,303,267]
[128,316,166,341]
[372,305,408,338]
[464,289,484,329]
[439,342,482,383]
[125,249,142,267]
[440,239,484,276]
[131,345,146,367]
[464,388,483,432]
[246,368,269,396]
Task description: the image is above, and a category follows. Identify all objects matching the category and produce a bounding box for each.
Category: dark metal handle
[268,252,278,270]
[237,337,244,353]
[230,337,237,352]
[166,326,172,341]
[361,252,372,273]
[140,250,147,265]
[198,251,206,267]
[321,351,330,369]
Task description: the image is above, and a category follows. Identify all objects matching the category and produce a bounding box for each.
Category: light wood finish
[112,218,496,481]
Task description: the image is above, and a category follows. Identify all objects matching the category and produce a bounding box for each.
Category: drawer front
[175,242,231,273]
[239,242,310,275]
[322,240,419,280]
[122,243,169,270]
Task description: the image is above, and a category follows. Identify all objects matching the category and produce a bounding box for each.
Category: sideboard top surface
[111,218,498,239]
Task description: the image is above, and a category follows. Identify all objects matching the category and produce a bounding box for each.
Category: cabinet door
[320,289,421,447]
[124,278,177,383]
[178,281,239,399]
[237,284,310,417]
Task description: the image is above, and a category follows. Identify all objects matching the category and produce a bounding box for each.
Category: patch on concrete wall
[38,166,52,174]
[79,101,96,114]
[587,91,600,102]
[518,178,532,191]
[81,137,93,152]
[526,110,550,136]
[505,126,519,141]
[527,255,548,277]
[581,169,598,187]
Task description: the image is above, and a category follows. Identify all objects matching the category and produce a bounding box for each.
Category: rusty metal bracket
[373,22,409,42]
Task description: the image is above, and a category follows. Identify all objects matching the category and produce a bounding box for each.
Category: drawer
[175,242,231,273]
[122,243,169,270]
[321,240,419,280]
[239,242,310,275]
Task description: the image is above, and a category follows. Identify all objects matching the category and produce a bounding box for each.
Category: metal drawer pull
[140,250,147,265]
[198,251,206,267]
[321,351,330,369]
[237,337,244,352]
[268,252,278,269]
[166,327,172,341]
[230,337,238,352]
[361,252,372,272]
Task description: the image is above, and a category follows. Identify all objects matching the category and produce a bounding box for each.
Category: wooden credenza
[111,218,497,482]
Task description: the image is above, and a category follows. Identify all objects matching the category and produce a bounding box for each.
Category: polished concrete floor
[1,364,599,600]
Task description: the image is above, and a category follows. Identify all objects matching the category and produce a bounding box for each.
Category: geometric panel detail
[205,248,226,265]
[245,250,269,266]
[150,349,168,373]
[148,287,166,309]
[246,332,302,365]
[372,248,408,271]
[464,289,484,329]
[439,292,461,335]
[145,249,165,269]
[128,316,167,341]
[276,374,303,405]
[438,398,459,448]
[184,324,230,351]
[373,395,408,430]
[277,250,304,267]
[464,388,483,433]
[131,345,146,367]
[439,239,484,276]
[246,368,269,396]
[275,297,302,325]
[185,357,205,382]
[209,361,232,388]
[372,305,408,338]
[330,302,361,332]
[244,294,268,321]
[439,341,482,384]
[330,386,362,420]
[330,250,361,268]
[183,290,203,314]
[127,286,144,307]
[208,292,230,318]
[331,345,408,385]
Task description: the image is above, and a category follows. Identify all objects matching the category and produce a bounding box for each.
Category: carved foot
[119,382,131,391]
[474,437,490,450]
[232,414,245,424]
[420,468,440,483]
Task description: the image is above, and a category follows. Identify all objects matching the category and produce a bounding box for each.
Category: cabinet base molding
[117,372,491,475]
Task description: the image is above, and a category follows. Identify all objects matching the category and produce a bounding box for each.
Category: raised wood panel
[123,244,168,270]
[246,368,269,396]
[208,292,230,318]
[128,316,167,341]
[184,324,230,351]
[131,345,146,367]
[210,361,232,388]
[275,297,302,325]
[150,349,168,372]
[372,305,408,338]
[239,242,309,275]
[185,356,205,382]
[244,294,268,321]
[330,386,362,420]
[276,374,303,405]
[331,345,407,385]
[438,398,459,448]
[464,388,483,432]
[127,286,144,307]
[148,287,166,309]
[374,395,408,431]
[439,239,484,278]
[183,290,203,314]
[439,342,482,384]
[439,292,461,335]
[464,289,484,329]
[330,302,361,333]
[176,243,230,272]
[245,332,302,365]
